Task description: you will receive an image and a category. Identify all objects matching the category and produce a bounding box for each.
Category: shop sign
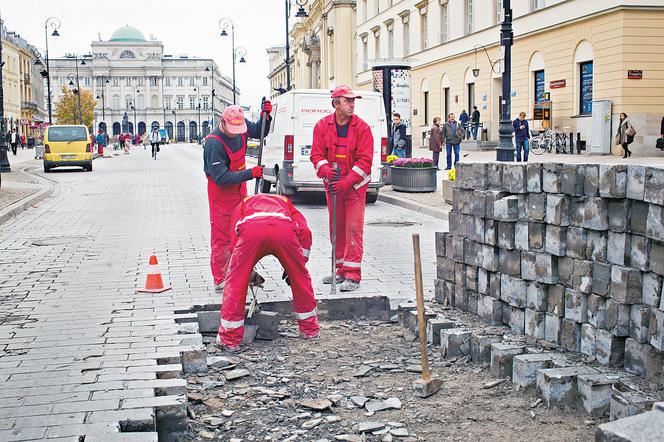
[20,119,31,125]
[550,79,566,89]
[627,70,643,79]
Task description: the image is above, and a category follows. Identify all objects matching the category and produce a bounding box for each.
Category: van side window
[269,103,278,134]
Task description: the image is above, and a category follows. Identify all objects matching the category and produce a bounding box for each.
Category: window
[387,28,394,59]
[423,91,429,123]
[96,77,104,87]
[177,96,184,109]
[202,96,209,109]
[189,96,196,109]
[202,77,208,86]
[496,0,504,24]
[112,94,120,110]
[137,94,145,109]
[165,77,171,86]
[403,20,410,55]
[362,35,368,71]
[125,96,132,109]
[120,50,135,59]
[467,83,475,113]
[84,77,91,86]
[579,61,593,115]
[150,77,158,86]
[125,77,131,86]
[534,70,545,103]
[374,32,380,59]
[190,77,195,86]
[466,0,473,35]
[532,0,545,11]
[420,11,428,50]
[441,3,449,43]
[178,77,183,86]
[165,97,171,109]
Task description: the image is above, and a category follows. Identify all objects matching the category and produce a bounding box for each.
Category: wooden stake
[412,233,430,381]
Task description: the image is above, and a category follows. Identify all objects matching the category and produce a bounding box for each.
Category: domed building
[47,25,237,141]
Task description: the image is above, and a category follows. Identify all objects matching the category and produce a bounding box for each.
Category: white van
[260,89,388,203]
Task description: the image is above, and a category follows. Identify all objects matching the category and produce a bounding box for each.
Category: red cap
[331,84,362,99]
[222,105,248,134]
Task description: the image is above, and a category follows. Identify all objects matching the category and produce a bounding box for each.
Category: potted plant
[390,157,437,192]
[384,154,399,185]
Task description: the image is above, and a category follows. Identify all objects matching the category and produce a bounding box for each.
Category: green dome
[109,26,146,42]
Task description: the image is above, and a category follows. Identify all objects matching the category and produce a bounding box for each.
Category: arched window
[421,78,430,125]
[151,95,159,108]
[573,40,594,115]
[125,95,132,109]
[112,122,121,135]
[120,50,135,59]
[151,121,160,130]
[112,94,120,110]
[189,121,198,142]
[529,52,546,104]
[440,74,450,119]
[137,94,145,109]
[177,121,185,142]
[165,121,173,140]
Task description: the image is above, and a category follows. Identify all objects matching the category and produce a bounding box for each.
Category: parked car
[43,125,93,172]
[261,89,388,203]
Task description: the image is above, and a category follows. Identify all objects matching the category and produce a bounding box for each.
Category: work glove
[251,166,264,178]
[329,177,352,194]
[281,271,291,287]
[261,99,272,115]
[323,166,341,182]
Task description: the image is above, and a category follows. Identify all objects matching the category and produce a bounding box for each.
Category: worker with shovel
[217,193,319,352]
[203,102,272,292]
[310,85,374,292]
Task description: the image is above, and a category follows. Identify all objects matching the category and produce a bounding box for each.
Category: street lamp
[204,61,215,127]
[95,77,109,134]
[67,73,82,124]
[172,109,177,142]
[43,16,61,125]
[219,17,247,105]
[0,13,11,173]
[66,52,89,125]
[284,0,309,91]
[496,0,515,162]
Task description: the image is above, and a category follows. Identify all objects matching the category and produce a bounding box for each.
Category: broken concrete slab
[536,366,599,410]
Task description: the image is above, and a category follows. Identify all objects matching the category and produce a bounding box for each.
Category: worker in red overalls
[310,85,374,292]
[203,103,271,292]
[217,194,319,351]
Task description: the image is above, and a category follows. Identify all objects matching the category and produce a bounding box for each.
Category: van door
[292,93,333,184]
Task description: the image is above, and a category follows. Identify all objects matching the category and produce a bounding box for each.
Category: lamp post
[130,87,140,137]
[219,18,247,104]
[66,52,89,124]
[284,0,309,91]
[0,12,11,173]
[95,76,109,133]
[496,0,515,162]
[67,73,82,124]
[172,109,177,142]
[43,17,60,125]
[204,61,214,127]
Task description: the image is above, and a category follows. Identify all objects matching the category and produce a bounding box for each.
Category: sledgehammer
[411,233,443,398]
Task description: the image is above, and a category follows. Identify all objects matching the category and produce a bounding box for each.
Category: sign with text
[390,68,411,136]
[550,79,566,89]
[627,70,643,79]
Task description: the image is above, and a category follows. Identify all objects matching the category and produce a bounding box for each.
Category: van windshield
[48,127,88,142]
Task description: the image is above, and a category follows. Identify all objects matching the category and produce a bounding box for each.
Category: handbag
[626,125,636,137]
[657,137,664,151]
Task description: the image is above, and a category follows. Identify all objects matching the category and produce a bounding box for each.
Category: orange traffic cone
[137,255,172,293]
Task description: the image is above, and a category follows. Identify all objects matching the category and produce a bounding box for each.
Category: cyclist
[149,127,160,159]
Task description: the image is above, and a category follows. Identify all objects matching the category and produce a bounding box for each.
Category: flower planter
[390,166,437,192]
[384,165,393,185]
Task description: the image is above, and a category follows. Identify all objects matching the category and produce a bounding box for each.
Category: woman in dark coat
[428,117,443,169]
[615,113,635,158]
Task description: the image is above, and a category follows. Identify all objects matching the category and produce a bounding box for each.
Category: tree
[54,86,97,128]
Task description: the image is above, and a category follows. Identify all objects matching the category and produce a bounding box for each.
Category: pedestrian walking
[615,112,635,158]
[442,113,464,170]
[203,102,271,292]
[471,106,481,140]
[428,117,443,169]
[9,129,19,155]
[459,110,469,140]
[310,84,373,292]
[390,113,407,158]
[512,112,531,162]
[20,134,26,149]
[95,129,106,157]
[217,194,319,351]
[123,133,131,154]
[149,127,160,159]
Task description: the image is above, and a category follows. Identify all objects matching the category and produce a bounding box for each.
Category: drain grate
[367,221,419,227]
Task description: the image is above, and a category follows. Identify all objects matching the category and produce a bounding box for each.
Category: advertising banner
[390,68,411,136]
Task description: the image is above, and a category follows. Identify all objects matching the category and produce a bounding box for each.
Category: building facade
[288,0,358,91]
[356,0,664,156]
[1,24,46,142]
[48,26,236,142]
[266,46,295,99]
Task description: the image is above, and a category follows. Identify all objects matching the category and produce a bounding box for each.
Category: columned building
[266,46,294,99]
[48,26,236,142]
[357,0,664,156]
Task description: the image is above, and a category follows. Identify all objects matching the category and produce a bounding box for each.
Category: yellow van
[43,125,93,172]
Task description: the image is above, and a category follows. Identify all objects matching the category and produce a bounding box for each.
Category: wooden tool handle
[412,233,430,381]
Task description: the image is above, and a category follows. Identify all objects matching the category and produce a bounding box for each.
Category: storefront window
[534,70,545,103]
[579,61,593,115]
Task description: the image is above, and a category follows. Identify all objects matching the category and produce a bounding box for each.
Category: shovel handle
[413,233,430,381]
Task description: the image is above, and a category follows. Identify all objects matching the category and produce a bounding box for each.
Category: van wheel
[85,162,93,172]
[366,190,379,204]
[43,164,50,173]
[260,179,272,194]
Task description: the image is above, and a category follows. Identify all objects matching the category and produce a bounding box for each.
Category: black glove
[281,271,291,286]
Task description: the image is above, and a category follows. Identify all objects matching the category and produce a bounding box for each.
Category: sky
[1,0,290,109]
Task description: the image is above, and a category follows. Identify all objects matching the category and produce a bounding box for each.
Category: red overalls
[218,194,319,348]
[310,114,374,282]
[207,134,247,286]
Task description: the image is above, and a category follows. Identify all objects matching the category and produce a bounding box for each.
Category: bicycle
[530,126,569,155]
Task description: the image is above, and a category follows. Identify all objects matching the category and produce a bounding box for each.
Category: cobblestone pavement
[0,149,44,213]
[0,143,446,439]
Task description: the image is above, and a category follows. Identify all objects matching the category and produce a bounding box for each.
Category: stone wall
[435,162,664,384]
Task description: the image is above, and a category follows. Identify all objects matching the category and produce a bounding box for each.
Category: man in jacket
[471,106,481,140]
[512,112,531,162]
[310,85,373,292]
[149,127,161,159]
[459,110,469,140]
[428,117,443,169]
[203,102,271,292]
[443,113,464,170]
[9,129,19,155]
[390,113,407,158]
[217,193,319,351]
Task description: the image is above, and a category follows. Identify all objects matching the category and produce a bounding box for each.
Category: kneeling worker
[217,194,320,351]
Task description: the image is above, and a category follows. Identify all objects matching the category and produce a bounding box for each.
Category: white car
[260,89,388,203]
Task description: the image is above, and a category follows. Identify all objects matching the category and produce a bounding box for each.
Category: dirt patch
[184,319,598,441]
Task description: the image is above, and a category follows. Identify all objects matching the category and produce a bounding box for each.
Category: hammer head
[412,377,443,398]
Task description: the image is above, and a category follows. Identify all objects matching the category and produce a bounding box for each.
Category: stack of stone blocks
[434,162,664,385]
